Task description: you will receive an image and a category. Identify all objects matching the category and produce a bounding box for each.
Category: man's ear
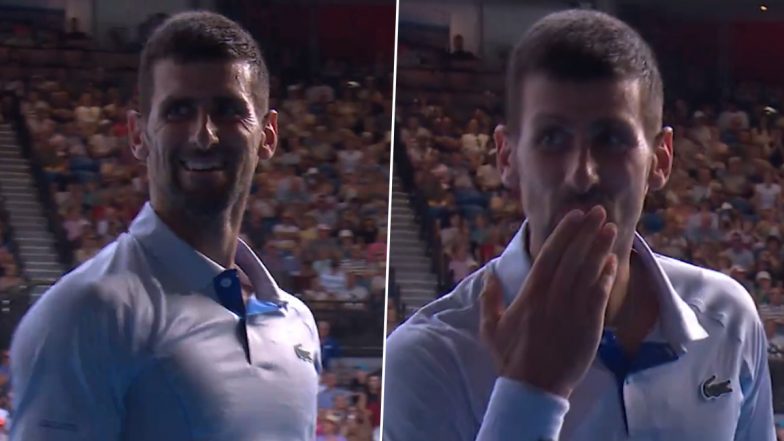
[128,109,149,161]
[494,124,519,192]
[260,110,278,161]
[649,126,674,191]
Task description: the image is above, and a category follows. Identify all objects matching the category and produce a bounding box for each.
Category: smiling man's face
[131,58,276,218]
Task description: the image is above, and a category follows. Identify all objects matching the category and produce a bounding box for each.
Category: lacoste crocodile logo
[701,374,732,399]
[294,343,313,363]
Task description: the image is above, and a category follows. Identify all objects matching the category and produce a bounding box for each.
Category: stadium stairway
[389,174,439,316]
[0,124,65,299]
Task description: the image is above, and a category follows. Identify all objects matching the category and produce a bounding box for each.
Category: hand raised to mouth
[480,205,618,399]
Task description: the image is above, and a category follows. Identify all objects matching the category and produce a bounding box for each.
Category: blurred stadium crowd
[0,9,389,440]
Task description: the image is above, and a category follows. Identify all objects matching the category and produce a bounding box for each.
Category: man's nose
[191,109,218,149]
[565,143,600,194]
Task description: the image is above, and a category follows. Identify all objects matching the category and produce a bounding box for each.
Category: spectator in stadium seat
[367,228,387,263]
[311,194,339,228]
[316,417,347,441]
[62,207,90,244]
[310,224,340,258]
[725,230,756,271]
[765,319,784,358]
[337,135,364,174]
[401,116,431,143]
[341,243,369,275]
[754,169,782,212]
[754,209,780,240]
[461,118,489,155]
[340,273,369,308]
[365,374,382,433]
[760,287,784,324]
[448,243,478,284]
[685,199,720,243]
[318,372,350,410]
[355,217,379,246]
[321,258,348,295]
[718,100,750,132]
[318,321,341,371]
[0,264,22,292]
[755,270,774,299]
[74,92,102,133]
[449,34,476,61]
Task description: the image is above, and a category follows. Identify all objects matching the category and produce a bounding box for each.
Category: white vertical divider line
[379,0,401,438]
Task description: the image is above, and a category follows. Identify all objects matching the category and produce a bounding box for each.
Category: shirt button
[220,278,232,288]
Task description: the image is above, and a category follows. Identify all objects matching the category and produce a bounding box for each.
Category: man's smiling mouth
[179,158,225,172]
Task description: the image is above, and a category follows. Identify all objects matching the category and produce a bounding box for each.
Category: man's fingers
[571,222,618,295]
[529,209,585,280]
[587,254,618,321]
[479,270,504,346]
[508,209,584,317]
[546,206,606,304]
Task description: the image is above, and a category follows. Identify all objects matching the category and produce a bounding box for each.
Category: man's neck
[152,198,245,268]
[607,249,660,357]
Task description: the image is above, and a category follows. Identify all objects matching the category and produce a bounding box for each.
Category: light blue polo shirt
[10,202,321,441]
[384,221,775,440]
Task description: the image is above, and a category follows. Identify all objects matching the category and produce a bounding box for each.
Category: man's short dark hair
[506,9,663,141]
[138,11,269,118]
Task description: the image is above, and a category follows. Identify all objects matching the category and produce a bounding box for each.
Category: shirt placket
[213,269,251,363]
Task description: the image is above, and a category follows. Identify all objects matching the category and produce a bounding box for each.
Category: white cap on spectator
[757,271,772,281]
[720,202,733,211]
[339,229,353,238]
[730,265,746,273]
[317,224,331,231]
[306,167,319,175]
[693,110,706,119]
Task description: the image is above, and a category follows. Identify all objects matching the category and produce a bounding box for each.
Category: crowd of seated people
[396,77,784,355]
[0,16,93,50]
[317,320,382,440]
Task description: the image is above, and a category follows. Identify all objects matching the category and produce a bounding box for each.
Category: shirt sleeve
[383,324,569,441]
[734,318,776,441]
[10,276,144,441]
[477,378,569,441]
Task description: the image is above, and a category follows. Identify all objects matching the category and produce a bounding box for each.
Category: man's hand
[480,206,618,399]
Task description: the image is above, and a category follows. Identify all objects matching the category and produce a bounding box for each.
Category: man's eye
[536,128,570,151]
[595,129,634,151]
[214,103,247,119]
[166,103,193,119]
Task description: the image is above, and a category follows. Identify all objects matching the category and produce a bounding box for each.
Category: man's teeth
[181,159,223,171]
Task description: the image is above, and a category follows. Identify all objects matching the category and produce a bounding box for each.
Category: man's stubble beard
[164,160,253,228]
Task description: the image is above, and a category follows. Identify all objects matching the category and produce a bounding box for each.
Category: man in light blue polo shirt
[384,9,774,441]
[10,11,320,441]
